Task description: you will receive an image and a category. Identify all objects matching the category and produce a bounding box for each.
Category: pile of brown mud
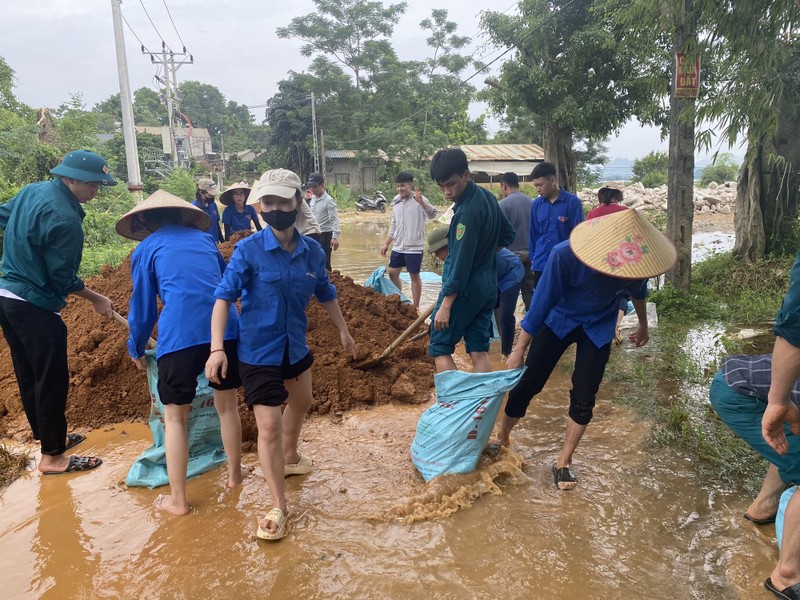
[0,235,434,444]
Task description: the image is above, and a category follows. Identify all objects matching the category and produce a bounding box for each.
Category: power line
[337,0,578,146]
[121,13,150,53]
[161,0,188,51]
[138,0,169,49]
[463,0,577,84]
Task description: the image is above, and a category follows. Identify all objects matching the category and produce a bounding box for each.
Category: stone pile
[578,180,738,215]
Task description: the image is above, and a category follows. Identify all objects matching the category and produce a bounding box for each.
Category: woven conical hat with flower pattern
[569,209,677,279]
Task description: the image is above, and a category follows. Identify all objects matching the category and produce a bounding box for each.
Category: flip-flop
[765,577,800,599]
[42,455,102,475]
[743,511,777,525]
[65,433,86,451]
[552,464,578,490]
[284,454,313,476]
[256,508,287,541]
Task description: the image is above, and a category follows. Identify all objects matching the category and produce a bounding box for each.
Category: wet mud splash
[383,447,527,524]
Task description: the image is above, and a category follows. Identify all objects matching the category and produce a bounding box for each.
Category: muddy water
[0,221,779,599]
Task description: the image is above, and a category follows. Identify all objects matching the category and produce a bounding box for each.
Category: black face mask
[262,208,298,231]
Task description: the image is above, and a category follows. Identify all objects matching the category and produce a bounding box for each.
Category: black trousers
[513,251,536,312]
[0,297,69,455]
[505,324,612,426]
[319,231,334,271]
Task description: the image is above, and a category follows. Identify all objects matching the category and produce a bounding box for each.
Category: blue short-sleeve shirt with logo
[214,227,336,366]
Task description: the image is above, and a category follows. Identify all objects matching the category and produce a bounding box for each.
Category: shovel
[112,310,157,350]
[354,302,435,370]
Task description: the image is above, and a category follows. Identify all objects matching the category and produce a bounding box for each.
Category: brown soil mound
[0,234,434,444]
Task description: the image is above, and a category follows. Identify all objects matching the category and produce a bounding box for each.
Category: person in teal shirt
[0,150,115,475]
[428,147,516,373]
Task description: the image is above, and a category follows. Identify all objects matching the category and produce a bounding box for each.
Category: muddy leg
[214,389,243,487]
[156,404,191,515]
[253,404,286,534]
[282,370,313,465]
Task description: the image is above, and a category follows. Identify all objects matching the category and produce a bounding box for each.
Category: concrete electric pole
[110,0,143,198]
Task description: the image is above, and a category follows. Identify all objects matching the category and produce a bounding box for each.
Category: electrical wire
[463,0,577,84]
[333,1,579,145]
[161,0,188,51]
[138,0,170,49]
[121,13,151,53]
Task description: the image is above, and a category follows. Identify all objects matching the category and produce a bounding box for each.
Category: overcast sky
[2,0,726,160]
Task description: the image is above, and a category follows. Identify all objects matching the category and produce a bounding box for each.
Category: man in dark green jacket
[428,147,516,373]
[0,150,116,474]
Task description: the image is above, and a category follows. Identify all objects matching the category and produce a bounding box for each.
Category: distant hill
[600,156,739,182]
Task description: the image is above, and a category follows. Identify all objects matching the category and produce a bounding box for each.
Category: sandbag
[364,265,411,303]
[777,485,797,550]
[411,367,525,482]
[126,350,226,488]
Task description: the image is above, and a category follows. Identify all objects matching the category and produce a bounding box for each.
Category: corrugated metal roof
[469,160,540,177]
[325,149,358,159]
[460,144,544,161]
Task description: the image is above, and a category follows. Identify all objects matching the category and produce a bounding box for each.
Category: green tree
[631,151,668,188]
[159,167,197,201]
[53,94,98,152]
[133,87,165,126]
[699,153,739,186]
[481,0,662,192]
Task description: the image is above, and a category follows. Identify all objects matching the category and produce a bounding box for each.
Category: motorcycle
[355,190,388,213]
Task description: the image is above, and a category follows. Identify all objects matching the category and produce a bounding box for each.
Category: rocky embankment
[579,181,737,215]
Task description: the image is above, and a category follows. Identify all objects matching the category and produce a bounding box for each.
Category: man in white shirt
[307,172,340,271]
[380,172,437,309]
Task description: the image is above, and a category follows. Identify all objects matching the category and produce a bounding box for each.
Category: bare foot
[227,465,254,488]
[745,497,779,522]
[153,494,191,515]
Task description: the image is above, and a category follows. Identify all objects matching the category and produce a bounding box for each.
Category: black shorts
[239,350,314,408]
[388,251,423,273]
[156,340,240,406]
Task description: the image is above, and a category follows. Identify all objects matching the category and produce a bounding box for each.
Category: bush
[700,153,739,186]
[159,168,198,201]
[632,151,668,188]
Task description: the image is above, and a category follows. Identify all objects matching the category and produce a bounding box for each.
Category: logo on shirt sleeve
[456,223,466,240]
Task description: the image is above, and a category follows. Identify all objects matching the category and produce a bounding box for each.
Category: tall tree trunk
[543,122,576,192]
[665,0,696,292]
[735,113,800,261]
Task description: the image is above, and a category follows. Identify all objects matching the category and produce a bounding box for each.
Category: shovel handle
[378,302,435,359]
[112,310,157,350]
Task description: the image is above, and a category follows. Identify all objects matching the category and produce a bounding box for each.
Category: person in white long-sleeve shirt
[380,171,438,309]
[307,172,340,271]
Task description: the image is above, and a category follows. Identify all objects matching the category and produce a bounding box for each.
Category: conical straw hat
[219,181,251,206]
[115,190,212,241]
[569,209,677,279]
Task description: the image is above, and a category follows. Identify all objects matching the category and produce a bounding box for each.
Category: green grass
[650,252,793,324]
[604,324,769,495]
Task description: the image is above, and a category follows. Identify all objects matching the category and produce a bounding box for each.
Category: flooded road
[0,218,779,599]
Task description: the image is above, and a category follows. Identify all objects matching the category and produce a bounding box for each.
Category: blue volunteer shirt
[521,240,648,348]
[127,225,239,359]
[496,248,525,293]
[192,199,221,243]
[214,227,336,366]
[529,189,584,271]
[222,204,259,233]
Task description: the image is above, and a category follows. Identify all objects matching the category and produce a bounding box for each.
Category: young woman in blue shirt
[220,181,262,241]
[206,169,358,541]
[117,190,244,515]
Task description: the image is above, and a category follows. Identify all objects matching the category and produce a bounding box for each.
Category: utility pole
[110,0,143,198]
[142,43,193,166]
[310,92,320,174]
[320,128,326,181]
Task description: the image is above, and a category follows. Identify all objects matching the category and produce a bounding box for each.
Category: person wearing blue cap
[0,149,117,474]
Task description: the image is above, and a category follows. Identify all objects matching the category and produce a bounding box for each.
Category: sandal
[256,507,287,541]
[552,464,578,490]
[65,433,86,451]
[284,454,313,476]
[42,455,102,475]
